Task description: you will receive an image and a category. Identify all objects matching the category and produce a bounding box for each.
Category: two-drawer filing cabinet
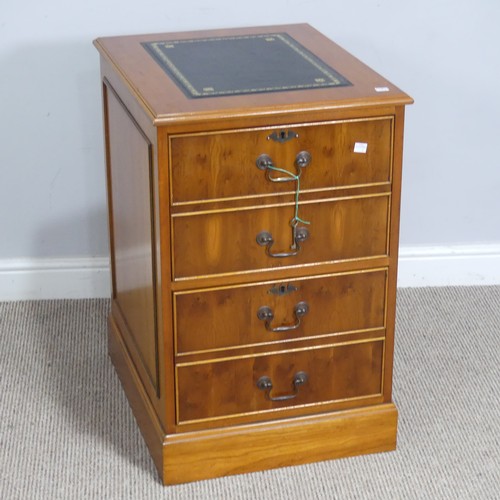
[94,24,413,484]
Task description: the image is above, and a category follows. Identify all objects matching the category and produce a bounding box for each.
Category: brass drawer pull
[256,371,309,401]
[295,150,312,168]
[257,301,309,332]
[255,151,311,183]
[256,154,291,183]
[256,226,309,258]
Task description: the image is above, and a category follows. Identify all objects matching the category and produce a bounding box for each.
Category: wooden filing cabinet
[94,24,412,484]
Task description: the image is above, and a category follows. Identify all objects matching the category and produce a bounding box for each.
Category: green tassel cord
[264,163,310,227]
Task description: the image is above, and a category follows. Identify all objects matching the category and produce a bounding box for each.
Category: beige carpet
[1,287,499,499]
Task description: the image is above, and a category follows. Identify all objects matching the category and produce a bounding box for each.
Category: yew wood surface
[162,404,397,484]
[96,23,412,484]
[170,117,392,203]
[110,283,396,486]
[105,84,159,394]
[176,339,384,423]
[381,106,407,403]
[108,313,165,476]
[174,269,387,354]
[172,194,390,279]
[94,24,412,124]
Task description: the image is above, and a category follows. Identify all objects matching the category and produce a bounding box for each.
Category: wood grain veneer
[95,23,412,485]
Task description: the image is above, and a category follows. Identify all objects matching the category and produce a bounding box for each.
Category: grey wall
[2,1,499,261]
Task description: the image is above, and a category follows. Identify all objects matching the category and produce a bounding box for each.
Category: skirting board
[0,245,499,300]
[0,257,111,301]
[398,244,500,288]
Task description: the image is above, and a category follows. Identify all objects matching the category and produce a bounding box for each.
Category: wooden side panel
[170,117,392,203]
[105,83,159,393]
[172,194,390,279]
[383,105,407,403]
[176,339,384,423]
[108,313,165,478]
[175,269,387,354]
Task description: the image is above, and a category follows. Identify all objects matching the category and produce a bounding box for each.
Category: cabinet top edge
[94,24,413,123]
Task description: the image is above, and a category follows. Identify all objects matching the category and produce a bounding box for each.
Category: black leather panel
[142,33,351,98]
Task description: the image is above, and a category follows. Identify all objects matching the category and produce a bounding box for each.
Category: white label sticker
[375,86,390,92]
[354,142,368,154]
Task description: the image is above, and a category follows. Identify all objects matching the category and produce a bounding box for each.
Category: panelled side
[103,80,160,404]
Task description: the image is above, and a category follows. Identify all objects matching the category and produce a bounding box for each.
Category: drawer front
[175,269,387,354]
[170,118,392,204]
[176,339,384,423]
[172,194,389,279]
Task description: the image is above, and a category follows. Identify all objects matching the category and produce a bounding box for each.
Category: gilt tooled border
[142,33,351,98]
